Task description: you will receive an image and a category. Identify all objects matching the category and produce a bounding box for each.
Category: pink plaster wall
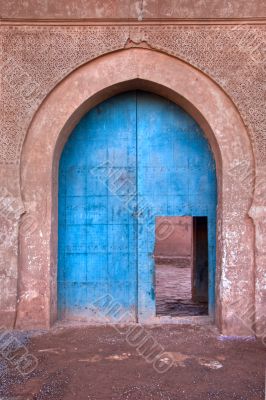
[0,1,265,337]
[155,217,192,258]
[1,0,265,19]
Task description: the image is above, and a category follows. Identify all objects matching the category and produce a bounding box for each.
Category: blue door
[58,91,217,322]
[136,92,217,320]
[58,92,138,322]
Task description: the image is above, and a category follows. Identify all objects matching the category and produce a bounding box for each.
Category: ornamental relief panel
[0,24,265,168]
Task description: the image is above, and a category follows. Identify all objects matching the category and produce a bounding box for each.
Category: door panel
[58,92,137,322]
[136,92,217,320]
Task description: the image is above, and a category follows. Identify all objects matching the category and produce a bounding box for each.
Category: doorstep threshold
[54,315,213,328]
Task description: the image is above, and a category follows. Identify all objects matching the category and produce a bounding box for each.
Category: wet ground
[0,324,265,400]
[156,265,208,316]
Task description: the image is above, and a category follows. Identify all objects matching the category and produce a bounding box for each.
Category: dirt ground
[0,324,265,400]
[156,265,208,316]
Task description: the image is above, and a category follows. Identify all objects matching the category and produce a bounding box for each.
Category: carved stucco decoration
[0,25,265,169]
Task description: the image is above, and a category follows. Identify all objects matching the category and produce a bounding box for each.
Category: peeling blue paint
[58,91,217,321]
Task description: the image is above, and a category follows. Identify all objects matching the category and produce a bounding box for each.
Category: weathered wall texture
[0,1,265,336]
[1,0,265,19]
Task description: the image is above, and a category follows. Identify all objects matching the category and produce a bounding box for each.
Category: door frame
[18,48,255,335]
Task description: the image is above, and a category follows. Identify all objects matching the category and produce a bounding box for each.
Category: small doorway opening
[155,216,209,317]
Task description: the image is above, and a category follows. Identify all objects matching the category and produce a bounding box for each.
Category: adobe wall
[0,1,265,336]
[154,217,192,266]
[1,0,265,20]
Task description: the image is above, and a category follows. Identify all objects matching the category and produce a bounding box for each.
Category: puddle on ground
[159,352,224,369]
[78,353,131,363]
[198,359,223,369]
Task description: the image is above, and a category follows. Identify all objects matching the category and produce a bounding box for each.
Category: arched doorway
[58,91,217,322]
[18,49,254,334]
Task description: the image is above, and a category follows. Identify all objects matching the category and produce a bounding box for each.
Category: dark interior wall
[192,217,208,303]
